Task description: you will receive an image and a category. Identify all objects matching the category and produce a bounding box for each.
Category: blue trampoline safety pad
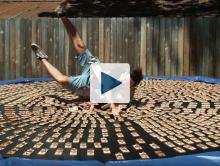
[106,151,220,166]
[0,78,53,86]
[144,76,220,85]
[1,76,220,86]
[0,158,103,166]
[0,152,219,166]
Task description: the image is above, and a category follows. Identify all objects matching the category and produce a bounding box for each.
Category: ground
[0,1,60,18]
[0,79,219,162]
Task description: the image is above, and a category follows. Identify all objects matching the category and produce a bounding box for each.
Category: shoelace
[37,50,47,58]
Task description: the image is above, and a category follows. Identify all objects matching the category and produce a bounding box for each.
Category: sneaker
[55,0,70,17]
[31,43,48,60]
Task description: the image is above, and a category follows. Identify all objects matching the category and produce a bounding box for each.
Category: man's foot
[55,0,70,17]
[101,103,111,110]
[31,43,48,60]
[112,107,121,116]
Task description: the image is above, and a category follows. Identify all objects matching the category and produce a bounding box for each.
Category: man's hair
[130,68,143,86]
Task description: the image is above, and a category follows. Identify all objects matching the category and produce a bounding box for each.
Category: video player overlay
[0,77,220,162]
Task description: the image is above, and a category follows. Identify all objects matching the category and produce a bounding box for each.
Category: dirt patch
[0,1,60,18]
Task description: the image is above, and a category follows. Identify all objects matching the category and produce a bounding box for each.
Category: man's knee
[57,75,69,86]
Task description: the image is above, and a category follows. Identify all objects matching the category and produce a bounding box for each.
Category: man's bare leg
[41,59,69,87]
[31,44,69,87]
[54,1,85,54]
[61,17,86,55]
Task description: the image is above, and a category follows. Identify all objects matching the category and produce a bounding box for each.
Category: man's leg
[31,43,69,87]
[41,59,69,87]
[61,17,86,55]
[55,1,85,54]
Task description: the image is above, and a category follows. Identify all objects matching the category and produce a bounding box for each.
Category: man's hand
[111,103,121,116]
[80,101,95,111]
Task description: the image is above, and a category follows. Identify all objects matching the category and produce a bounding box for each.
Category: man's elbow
[57,76,69,86]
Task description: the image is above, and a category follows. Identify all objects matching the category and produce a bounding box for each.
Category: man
[31,3,143,115]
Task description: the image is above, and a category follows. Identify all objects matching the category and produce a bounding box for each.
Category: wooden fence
[0,17,220,80]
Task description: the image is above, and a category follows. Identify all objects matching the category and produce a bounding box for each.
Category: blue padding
[0,158,104,166]
[1,76,220,86]
[106,151,220,166]
[144,76,220,85]
[1,152,220,166]
[0,78,53,86]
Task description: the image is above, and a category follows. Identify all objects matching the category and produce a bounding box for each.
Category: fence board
[127,18,134,69]
[146,18,153,75]
[201,18,208,76]
[111,18,117,63]
[171,18,178,76]
[122,18,128,63]
[87,18,93,56]
[189,18,196,76]
[116,18,123,63]
[197,18,204,75]
[0,20,4,80]
[215,18,220,78]
[134,18,141,69]
[140,18,147,75]
[158,17,165,76]
[9,20,15,79]
[4,20,10,79]
[0,18,219,80]
[183,18,190,76]
[208,18,216,76]
[152,18,159,75]
[164,18,172,76]
[92,18,99,58]
[103,18,111,62]
[177,18,184,76]
[98,18,104,62]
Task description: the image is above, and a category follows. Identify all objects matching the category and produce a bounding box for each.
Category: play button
[101,72,122,94]
[90,63,130,103]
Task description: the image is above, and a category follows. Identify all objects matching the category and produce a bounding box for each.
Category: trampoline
[0,76,220,165]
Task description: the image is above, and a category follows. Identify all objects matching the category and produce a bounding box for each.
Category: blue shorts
[68,49,100,91]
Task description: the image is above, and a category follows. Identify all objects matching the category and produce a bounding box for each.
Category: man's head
[130,68,143,87]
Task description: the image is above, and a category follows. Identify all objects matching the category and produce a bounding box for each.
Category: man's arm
[61,17,86,55]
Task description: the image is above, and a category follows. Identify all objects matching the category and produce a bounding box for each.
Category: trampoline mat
[0,79,220,162]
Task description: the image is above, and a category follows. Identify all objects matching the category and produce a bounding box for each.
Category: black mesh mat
[0,80,220,163]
